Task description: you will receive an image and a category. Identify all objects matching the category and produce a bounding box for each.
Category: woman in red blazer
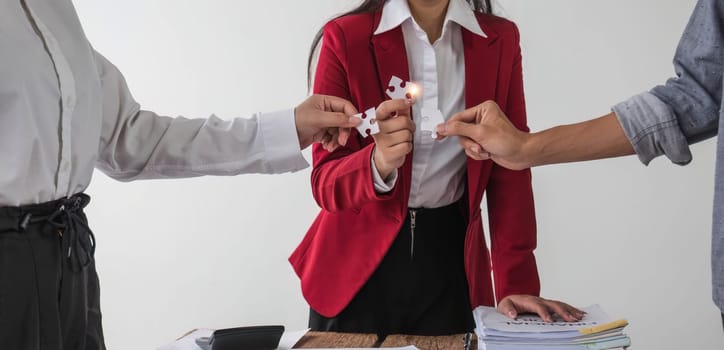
[290,0,582,335]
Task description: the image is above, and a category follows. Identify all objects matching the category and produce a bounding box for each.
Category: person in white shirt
[0,1,359,349]
[295,0,583,336]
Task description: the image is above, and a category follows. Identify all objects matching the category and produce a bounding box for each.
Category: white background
[70,0,723,349]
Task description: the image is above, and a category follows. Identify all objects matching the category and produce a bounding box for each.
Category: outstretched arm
[93,50,359,181]
[437,102,633,170]
[438,0,722,170]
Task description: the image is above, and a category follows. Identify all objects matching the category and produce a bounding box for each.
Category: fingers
[378,114,416,134]
[499,296,585,323]
[541,300,581,322]
[460,137,490,161]
[551,301,586,320]
[465,148,490,161]
[321,94,359,116]
[337,127,351,148]
[376,98,414,121]
[497,297,520,320]
[525,299,554,323]
[374,120,415,151]
[372,109,415,175]
[384,142,414,158]
[379,128,414,147]
[320,132,335,152]
[323,128,342,152]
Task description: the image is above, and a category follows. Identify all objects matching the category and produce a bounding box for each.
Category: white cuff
[370,150,398,193]
[259,109,310,173]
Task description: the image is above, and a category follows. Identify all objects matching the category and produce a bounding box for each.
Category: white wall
[72,0,723,349]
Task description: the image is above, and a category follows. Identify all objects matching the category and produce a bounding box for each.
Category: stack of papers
[473,305,631,350]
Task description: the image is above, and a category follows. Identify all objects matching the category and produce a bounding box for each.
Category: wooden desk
[294,332,378,348]
[294,331,477,350]
[381,334,476,350]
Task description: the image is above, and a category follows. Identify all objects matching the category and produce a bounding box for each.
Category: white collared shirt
[372,0,487,208]
[0,0,308,206]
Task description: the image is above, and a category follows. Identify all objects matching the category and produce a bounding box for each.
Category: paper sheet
[474,304,613,335]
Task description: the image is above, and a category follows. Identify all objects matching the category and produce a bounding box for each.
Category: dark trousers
[0,194,105,350]
[310,202,475,336]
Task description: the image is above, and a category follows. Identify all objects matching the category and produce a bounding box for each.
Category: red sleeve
[487,22,541,302]
[310,22,394,212]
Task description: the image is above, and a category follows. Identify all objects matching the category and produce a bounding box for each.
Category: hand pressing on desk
[498,295,586,323]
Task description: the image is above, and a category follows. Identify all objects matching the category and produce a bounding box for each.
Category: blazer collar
[374,0,487,38]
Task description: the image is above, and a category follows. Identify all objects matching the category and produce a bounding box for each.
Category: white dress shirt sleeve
[93,51,308,181]
[370,149,398,193]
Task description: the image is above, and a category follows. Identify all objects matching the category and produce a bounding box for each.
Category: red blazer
[290,11,540,318]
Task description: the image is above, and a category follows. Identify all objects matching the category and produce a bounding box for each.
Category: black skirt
[310,201,475,336]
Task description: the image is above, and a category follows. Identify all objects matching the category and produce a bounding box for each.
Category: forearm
[98,109,308,180]
[523,112,635,167]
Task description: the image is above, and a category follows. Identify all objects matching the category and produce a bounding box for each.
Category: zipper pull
[410,209,417,260]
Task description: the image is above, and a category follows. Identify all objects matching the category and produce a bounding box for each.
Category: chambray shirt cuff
[370,149,398,193]
[259,109,309,173]
[612,92,693,166]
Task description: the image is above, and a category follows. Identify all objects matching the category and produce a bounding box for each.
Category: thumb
[312,111,361,129]
[322,95,359,116]
[498,298,519,320]
[439,120,482,140]
[448,107,480,124]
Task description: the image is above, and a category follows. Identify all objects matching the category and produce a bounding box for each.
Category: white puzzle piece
[421,107,445,139]
[386,76,416,100]
[354,107,379,137]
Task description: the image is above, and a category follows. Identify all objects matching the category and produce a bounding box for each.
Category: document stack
[473,305,631,350]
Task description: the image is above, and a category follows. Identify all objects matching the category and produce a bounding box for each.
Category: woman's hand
[295,94,361,151]
[372,98,416,179]
[498,295,586,323]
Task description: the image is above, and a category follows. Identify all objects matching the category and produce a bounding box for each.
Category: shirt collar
[374,0,487,38]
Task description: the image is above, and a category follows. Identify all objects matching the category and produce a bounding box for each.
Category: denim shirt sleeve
[612,0,723,166]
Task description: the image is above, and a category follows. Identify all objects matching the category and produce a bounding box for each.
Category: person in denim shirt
[436,0,724,328]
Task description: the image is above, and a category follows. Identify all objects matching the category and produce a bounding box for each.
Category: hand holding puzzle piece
[353,75,445,139]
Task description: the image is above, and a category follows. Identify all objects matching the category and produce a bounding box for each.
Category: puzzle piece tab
[421,107,446,139]
[354,107,379,138]
[386,76,417,100]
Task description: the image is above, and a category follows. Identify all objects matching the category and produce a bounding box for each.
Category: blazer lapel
[370,16,413,211]
[371,29,411,98]
[463,26,500,107]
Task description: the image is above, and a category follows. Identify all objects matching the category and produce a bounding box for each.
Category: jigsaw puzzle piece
[421,107,446,139]
[386,75,417,100]
[353,107,379,138]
